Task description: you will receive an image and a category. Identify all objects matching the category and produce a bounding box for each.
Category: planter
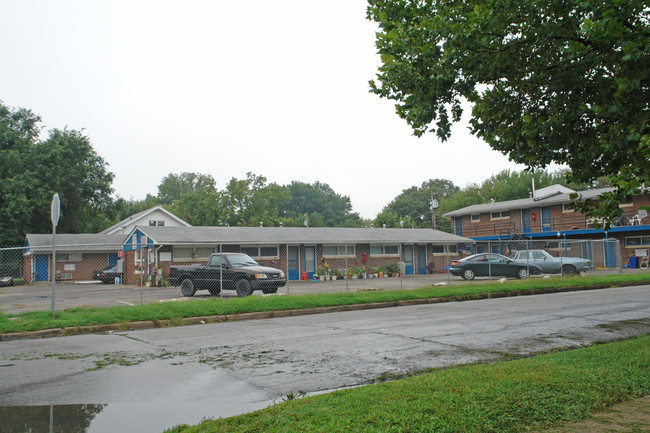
[332,276,337,280]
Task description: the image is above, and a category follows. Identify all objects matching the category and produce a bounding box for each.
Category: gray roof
[443,187,613,218]
[25,233,126,252]
[133,226,474,245]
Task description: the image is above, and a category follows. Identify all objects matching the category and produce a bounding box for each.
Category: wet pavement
[1,285,648,432]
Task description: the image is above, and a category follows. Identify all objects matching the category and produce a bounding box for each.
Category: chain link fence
[0,238,636,315]
[0,244,129,287]
[465,238,623,275]
[0,238,628,287]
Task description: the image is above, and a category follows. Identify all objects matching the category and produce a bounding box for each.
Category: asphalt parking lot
[0,269,636,315]
[0,273,458,314]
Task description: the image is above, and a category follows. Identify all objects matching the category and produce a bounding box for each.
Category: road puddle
[0,400,273,432]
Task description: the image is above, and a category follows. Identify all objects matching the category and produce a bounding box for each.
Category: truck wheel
[562,264,577,276]
[262,287,278,294]
[208,287,221,296]
[235,279,253,297]
[180,278,196,297]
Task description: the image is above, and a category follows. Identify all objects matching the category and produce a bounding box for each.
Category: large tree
[368,0,650,222]
[0,103,114,245]
[280,181,363,227]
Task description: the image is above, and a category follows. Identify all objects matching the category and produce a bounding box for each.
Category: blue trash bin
[629,256,638,268]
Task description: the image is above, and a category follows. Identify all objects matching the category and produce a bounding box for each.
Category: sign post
[51,193,60,319]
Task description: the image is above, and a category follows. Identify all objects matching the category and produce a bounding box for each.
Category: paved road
[1,285,648,431]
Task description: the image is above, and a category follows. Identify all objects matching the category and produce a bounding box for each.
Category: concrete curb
[1,281,647,341]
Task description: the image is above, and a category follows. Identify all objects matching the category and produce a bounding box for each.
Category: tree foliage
[116,173,363,229]
[368,0,650,222]
[376,178,459,230]
[0,102,114,246]
[279,181,363,227]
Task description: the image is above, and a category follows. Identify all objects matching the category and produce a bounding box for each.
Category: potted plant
[386,262,399,277]
[317,265,327,281]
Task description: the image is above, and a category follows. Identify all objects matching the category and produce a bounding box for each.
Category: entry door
[35,254,49,282]
[541,206,552,232]
[521,209,531,233]
[304,246,316,279]
[454,217,462,236]
[416,245,427,274]
[604,239,617,268]
[403,245,414,275]
[288,246,300,280]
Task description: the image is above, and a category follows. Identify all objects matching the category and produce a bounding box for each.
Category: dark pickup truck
[168,253,286,297]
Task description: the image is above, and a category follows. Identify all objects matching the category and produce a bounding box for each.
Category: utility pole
[431,192,439,230]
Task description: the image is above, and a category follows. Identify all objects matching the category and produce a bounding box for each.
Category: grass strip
[165,335,650,433]
[1,272,649,334]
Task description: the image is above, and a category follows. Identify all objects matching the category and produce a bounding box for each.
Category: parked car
[0,270,13,287]
[509,250,591,275]
[93,265,121,284]
[449,253,543,280]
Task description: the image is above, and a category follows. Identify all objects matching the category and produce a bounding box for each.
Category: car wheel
[562,264,577,276]
[208,287,221,296]
[235,279,253,297]
[462,268,475,280]
[517,268,529,279]
[262,287,278,294]
[180,278,196,297]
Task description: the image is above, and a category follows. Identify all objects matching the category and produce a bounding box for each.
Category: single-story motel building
[23,226,473,284]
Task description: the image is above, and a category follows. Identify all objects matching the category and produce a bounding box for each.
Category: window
[174,246,216,259]
[58,253,82,262]
[370,245,399,256]
[562,203,574,212]
[322,245,355,257]
[241,246,279,258]
[209,255,224,267]
[490,211,510,219]
[470,214,480,222]
[149,220,165,226]
[431,245,458,254]
[157,221,165,226]
[626,236,650,247]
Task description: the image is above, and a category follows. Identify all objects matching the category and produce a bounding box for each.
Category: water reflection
[0,404,105,433]
[0,401,272,433]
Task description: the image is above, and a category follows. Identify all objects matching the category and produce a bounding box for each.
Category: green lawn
[1,272,649,334]
[165,335,650,433]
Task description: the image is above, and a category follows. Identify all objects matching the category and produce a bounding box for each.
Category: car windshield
[228,254,258,266]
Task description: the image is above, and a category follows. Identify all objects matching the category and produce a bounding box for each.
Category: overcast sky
[0,0,527,219]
